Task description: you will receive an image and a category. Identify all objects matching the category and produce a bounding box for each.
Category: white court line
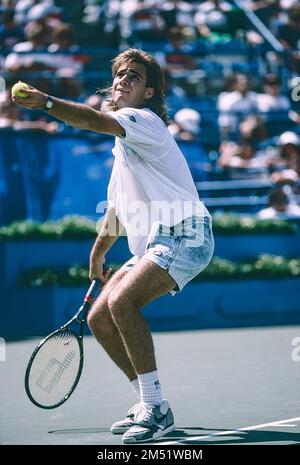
[157,416,300,445]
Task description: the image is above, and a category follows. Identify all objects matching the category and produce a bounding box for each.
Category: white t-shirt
[107,107,210,257]
[217,91,258,113]
[258,204,300,220]
[257,94,291,113]
[217,91,258,130]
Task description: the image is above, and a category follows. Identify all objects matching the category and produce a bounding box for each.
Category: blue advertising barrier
[0,129,114,224]
[2,278,300,340]
[0,230,298,291]
[0,128,210,226]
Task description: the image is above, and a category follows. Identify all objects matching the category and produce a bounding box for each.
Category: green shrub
[0,216,97,241]
[22,255,300,288]
[0,214,296,241]
[212,214,295,234]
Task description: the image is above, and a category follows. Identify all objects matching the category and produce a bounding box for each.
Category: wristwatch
[44,95,53,111]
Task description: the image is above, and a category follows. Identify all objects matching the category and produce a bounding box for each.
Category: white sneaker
[110,403,142,435]
[122,400,175,444]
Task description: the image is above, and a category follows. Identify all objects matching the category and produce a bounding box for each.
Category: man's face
[273,202,287,213]
[235,74,249,94]
[240,144,254,159]
[112,61,154,109]
[265,82,279,97]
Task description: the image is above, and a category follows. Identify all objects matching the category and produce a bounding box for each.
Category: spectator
[278,5,300,72]
[0,9,25,50]
[47,24,87,73]
[257,187,300,219]
[168,108,201,140]
[278,5,300,49]
[14,0,41,25]
[47,23,79,53]
[271,131,300,185]
[123,0,166,44]
[1,0,18,7]
[194,0,233,39]
[257,74,291,113]
[218,139,270,179]
[4,23,56,74]
[24,2,64,46]
[217,73,259,138]
[264,0,286,36]
[5,23,83,74]
[11,22,47,52]
[54,68,83,100]
[168,108,210,180]
[4,25,56,73]
[164,26,196,71]
[160,1,196,29]
[239,115,267,142]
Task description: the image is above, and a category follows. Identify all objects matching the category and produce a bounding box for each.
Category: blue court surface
[1,325,300,445]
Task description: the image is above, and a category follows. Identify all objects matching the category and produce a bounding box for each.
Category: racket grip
[84,278,101,304]
[84,265,109,304]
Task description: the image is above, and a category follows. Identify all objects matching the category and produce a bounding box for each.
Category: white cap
[278,131,300,146]
[174,108,201,135]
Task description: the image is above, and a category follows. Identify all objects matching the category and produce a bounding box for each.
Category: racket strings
[27,330,81,407]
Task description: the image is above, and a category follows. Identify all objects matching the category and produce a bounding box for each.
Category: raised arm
[11,85,125,137]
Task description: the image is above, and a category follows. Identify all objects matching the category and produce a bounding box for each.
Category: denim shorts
[121,216,215,296]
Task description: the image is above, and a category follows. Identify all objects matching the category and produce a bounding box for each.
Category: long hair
[101,49,169,125]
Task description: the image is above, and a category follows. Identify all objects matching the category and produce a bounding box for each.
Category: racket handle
[84,265,109,304]
[84,279,101,304]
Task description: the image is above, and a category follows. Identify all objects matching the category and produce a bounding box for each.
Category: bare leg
[107,259,177,374]
[88,268,137,381]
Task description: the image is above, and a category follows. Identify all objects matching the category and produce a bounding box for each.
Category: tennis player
[12,49,214,444]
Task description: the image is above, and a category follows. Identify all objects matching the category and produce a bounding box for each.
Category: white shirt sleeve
[257,208,276,219]
[108,107,168,147]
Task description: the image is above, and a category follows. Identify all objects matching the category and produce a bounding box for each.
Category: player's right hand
[89,255,112,284]
[11,85,48,110]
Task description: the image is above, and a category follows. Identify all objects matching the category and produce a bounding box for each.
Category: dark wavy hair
[101,49,169,125]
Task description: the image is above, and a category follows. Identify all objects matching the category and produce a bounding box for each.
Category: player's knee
[107,290,120,313]
[107,290,131,321]
[87,309,99,332]
[87,300,110,333]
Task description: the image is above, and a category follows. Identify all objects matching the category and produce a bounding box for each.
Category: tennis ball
[11,81,30,98]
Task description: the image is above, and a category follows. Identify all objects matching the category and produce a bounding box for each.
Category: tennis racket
[25,276,104,409]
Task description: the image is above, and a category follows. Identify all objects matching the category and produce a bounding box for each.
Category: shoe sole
[110,426,132,435]
[122,423,175,444]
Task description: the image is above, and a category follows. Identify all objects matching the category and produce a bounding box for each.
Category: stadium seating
[0,0,299,223]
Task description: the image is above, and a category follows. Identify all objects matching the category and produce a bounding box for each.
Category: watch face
[46,98,53,109]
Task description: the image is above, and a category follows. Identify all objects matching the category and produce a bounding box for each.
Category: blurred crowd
[1,0,300,218]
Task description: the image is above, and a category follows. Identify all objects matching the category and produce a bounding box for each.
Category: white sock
[138,370,163,405]
[130,378,140,400]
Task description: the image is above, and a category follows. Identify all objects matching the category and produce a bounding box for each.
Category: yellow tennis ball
[11,81,30,98]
